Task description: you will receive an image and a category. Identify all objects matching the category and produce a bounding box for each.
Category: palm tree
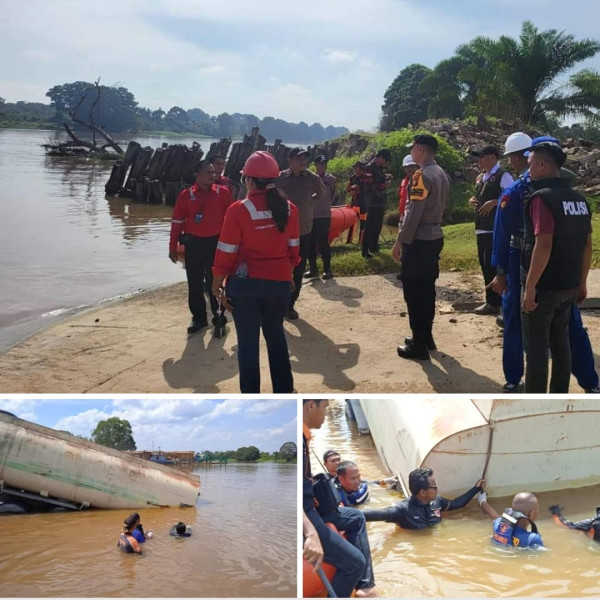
[460,21,600,124]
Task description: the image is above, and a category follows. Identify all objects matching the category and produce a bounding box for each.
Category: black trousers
[362,205,384,254]
[477,232,501,307]
[308,217,332,273]
[290,233,311,307]
[400,238,444,339]
[184,235,219,322]
[522,287,577,393]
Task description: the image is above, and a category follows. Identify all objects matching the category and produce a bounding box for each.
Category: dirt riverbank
[1,271,598,393]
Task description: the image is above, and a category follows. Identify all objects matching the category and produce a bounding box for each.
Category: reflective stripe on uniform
[288,238,300,247]
[217,241,239,253]
[241,199,273,220]
[171,219,185,224]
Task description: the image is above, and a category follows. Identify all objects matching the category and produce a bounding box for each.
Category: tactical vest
[474,168,505,231]
[521,179,591,290]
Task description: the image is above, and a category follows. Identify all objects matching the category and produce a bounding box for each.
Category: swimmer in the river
[480,491,544,548]
[170,521,192,537]
[549,504,600,541]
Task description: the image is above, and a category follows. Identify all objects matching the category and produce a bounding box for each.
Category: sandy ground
[1,270,599,393]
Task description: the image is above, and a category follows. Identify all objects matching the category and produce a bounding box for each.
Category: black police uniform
[521,177,592,392]
[362,162,387,256]
[362,486,480,529]
[474,168,506,307]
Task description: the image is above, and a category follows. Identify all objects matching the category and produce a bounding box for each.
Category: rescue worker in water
[362,467,484,529]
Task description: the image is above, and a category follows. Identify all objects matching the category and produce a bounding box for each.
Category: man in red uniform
[169,160,232,334]
[209,155,231,188]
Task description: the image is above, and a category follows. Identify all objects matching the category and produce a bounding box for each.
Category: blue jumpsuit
[492,171,598,390]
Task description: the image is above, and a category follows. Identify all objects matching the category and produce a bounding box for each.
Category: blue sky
[1,0,599,131]
[1,399,297,453]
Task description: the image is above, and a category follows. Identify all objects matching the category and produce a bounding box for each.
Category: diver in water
[170,521,192,537]
[549,504,600,541]
[479,491,544,548]
[118,512,153,554]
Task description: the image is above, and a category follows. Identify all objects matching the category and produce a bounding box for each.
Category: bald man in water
[479,491,544,548]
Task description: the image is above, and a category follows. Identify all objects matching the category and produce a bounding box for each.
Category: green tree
[91,417,136,451]
[234,445,261,462]
[46,81,139,131]
[458,21,600,123]
[279,441,297,462]
[380,63,433,130]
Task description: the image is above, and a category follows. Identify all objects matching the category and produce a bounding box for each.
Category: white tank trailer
[360,398,600,498]
[0,411,201,509]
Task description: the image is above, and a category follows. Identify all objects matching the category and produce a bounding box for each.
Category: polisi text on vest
[563,200,589,216]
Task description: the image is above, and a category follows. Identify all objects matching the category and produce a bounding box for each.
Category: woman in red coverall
[212,151,300,393]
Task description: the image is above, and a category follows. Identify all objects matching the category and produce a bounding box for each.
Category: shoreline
[1,271,598,394]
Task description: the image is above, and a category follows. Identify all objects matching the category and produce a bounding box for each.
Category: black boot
[404,334,436,351]
[397,334,430,360]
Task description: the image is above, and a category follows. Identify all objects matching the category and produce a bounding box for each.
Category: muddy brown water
[0,462,296,597]
[0,129,222,352]
[310,400,600,598]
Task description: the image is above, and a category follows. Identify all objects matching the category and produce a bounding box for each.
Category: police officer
[469,146,514,315]
[362,467,484,529]
[521,140,593,393]
[276,148,326,320]
[212,151,300,393]
[490,135,599,393]
[305,155,336,280]
[169,160,232,334]
[362,149,391,258]
[394,134,449,360]
[346,161,369,244]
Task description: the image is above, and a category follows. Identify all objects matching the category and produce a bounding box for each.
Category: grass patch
[328,212,600,276]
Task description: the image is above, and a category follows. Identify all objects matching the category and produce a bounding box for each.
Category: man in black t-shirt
[363,467,484,529]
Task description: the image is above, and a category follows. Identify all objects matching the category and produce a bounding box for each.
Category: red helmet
[241,151,280,179]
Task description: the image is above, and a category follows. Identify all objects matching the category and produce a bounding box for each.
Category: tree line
[380,21,600,132]
[0,82,349,143]
[64,417,296,463]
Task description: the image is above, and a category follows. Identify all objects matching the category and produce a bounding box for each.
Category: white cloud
[55,408,111,437]
[322,49,357,65]
[0,399,37,421]
[246,399,296,416]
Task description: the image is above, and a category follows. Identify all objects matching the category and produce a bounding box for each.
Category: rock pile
[419,117,600,194]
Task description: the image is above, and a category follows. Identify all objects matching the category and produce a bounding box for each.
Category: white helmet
[504,132,532,156]
[402,154,417,167]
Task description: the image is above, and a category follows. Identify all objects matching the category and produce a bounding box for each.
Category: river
[0,128,227,352]
[0,462,296,597]
[309,400,600,598]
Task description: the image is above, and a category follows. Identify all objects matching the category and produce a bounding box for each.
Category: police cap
[470,145,500,158]
[406,134,438,153]
[314,154,328,164]
[289,147,310,159]
[526,140,567,168]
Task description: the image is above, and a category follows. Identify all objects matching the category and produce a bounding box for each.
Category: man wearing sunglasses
[362,468,484,529]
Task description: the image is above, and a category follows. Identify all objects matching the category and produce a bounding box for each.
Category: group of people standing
[169,129,597,394]
[168,144,392,394]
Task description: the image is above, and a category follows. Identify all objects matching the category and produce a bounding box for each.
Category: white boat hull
[360,399,600,497]
[0,412,200,509]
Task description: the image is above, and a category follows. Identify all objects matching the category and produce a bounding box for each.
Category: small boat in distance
[360,399,600,498]
[0,411,201,510]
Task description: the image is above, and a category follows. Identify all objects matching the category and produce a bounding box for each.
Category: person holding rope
[363,467,484,529]
[212,151,299,393]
